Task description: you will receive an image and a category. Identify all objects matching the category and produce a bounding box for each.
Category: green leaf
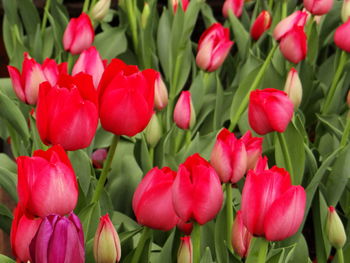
[157,9,171,79]
[214,206,229,263]
[201,247,214,263]
[154,230,177,263]
[228,11,250,59]
[94,27,127,59]
[134,135,152,174]
[307,21,319,66]
[120,228,143,244]
[111,211,139,230]
[246,237,268,263]
[78,202,101,242]
[18,0,40,43]
[69,150,93,197]
[0,254,16,263]
[0,153,16,173]
[214,74,225,130]
[0,204,13,234]
[0,167,17,202]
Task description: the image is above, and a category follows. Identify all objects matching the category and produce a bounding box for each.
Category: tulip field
[0,0,350,262]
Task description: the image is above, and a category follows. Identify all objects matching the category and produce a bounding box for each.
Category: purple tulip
[30,213,85,263]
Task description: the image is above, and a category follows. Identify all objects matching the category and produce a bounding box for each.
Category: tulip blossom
[63,12,94,54]
[72,46,105,89]
[174,91,196,130]
[17,145,78,217]
[326,206,347,249]
[222,0,244,18]
[154,73,168,110]
[253,155,269,172]
[250,10,272,40]
[334,20,350,53]
[91,148,108,169]
[284,68,303,109]
[342,0,350,22]
[210,128,247,183]
[10,206,42,262]
[279,26,308,64]
[196,23,234,72]
[248,88,294,135]
[177,236,193,263]
[172,154,223,225]
[30,213,85,263]
[231,210,252,258]
[94,214,121,263]
[240,130,263,170]
[98,59,158,137]
[241,166,306,241]
[36,73,98,151]
[303,0,333,16]
[273,11,308,41]
[172,0,189,13]
[7,53,67,105]
[132,167,179,231]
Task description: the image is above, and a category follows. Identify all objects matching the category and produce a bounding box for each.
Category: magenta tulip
[222,0,244,18]
[304,0,333,15]
[172,154,223,225]
[231,210,252,258]
[240,130,263,170]
[273,11,308,41]
[174,91,196,130]
[334,19,350,53]
[250,11,272,41]
[279,26,307,64]
[241,166,306,241]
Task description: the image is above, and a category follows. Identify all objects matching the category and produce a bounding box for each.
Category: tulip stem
[41,0,52,35]
[126,0,139,53]
[82,0,90,13]
[340,114,350,148]
[276,132,294,183]
[192,222,201,263]
[149,146,154,166]
[257,238,269,263]
[91,135,119,204]
[322,51,348,114]
[337,248,344,263]
[281,0,288,20]
[226,183,233,252]
[132,227,152,263]
[229,44,277,131]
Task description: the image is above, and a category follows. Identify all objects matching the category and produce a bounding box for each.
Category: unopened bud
[154,73,168,110]
[174,91,196,130]
[177,236,192,263]
[144,113,162,148]
[284,68,303,109]
[232,210,252,258]
[342,0,350,22]
[91,0,111,21]
[141,3,151,29]
[326,206,346,249]
[347,90,350,108]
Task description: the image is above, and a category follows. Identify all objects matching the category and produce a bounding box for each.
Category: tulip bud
[91,0,111,21]
[91,148,108,168]
[334,20,350,53]
[154,73,169,110]
[347,90,350,108]
[231,211,252,258]
[326,206,347,249]
[250,10,272,41]
[303,0,333,16]
[172,0,189,13]
[253,155,269,172]
[222,0,244,18]
[141,3,151,29]
[177,236,193,263]
[284,68,303,109]
[174,91,196,130]
[279,26,307,64]
[342,0,350,22]
[94,214,121,263]
[144,112,162,148]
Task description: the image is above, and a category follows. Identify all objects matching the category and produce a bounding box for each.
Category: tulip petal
[7,65,25,102]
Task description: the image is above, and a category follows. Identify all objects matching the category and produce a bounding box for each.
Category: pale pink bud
[279,26,307,64]
[326,206,346,249]
[284,68,303,109]
[273,11,308,41]
[303,0,333,15]
[222,0,244,18]
[253,156,269,172]
[91,0,111,21]
[174,91,196,130]
[334,19,350,53]
[144,112,162,148]
[172,0,189,13]
[231,211,252,258]
[154,73,169,110]
[250,10,272,41]
[178,236,193,263]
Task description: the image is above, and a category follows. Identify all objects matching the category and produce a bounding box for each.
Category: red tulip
[30,213,85,263]
[222,0,244,18]
[17,145,78,217]
[172,154,223,225]
[248,88,294,135]
[72,46,105,89]
[334,19,350,53]
[94,214,121,263]
[253,155,269,172]
[7,53,67,105]
[63,13,94,54]
[36,73,99,151]
[98,59,158,136]
[174,91,196,130]
[177,219,193,235]
[210,128,247,183]
[273,11,308,41]
[250,11,272,40]
[10,205,42,262]
[172,0,189,13]
[240,130,263,170]
[132,167,179,231]
[241,166,306,241]
[279,26,307,64]
[231,210,252,258]
[304,0,333,15]
[196,23,234,72]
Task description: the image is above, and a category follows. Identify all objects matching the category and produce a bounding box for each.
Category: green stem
[322,51,348,114]
[229,44,277,131]
[192,222,201,263]
[226,184,233,252]
[185,130,191,146]
[276,132,294,183]
[257,238,269,263]
[337,248,344,263]
[126,0,139,53]
[131,227,152,263]
[281,0,288,19]
[149,146,154,166]
[90,0,98,10]
[340,114,350,148]
[67,54,74,74]
[91,135,119,203]
[41,0,52,35]
[82,0,91,13]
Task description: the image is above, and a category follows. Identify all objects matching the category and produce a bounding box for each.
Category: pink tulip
[279,26,307,64]
[241,166,306,241]
[172,154,223,225]
[154,73,169,110]
[273,11,308,41]
[304,0,333,15]
[7,53,67,105]
[72,46,105,89]
[196,23,234,72]
[248,88,294,135]
[132,167,179,231]
[250,10,272,40]
[253,155,269,172]
[172,0,189,13]
[210,128,247,183]
[63,13,94,54]
[17,145,78,217]
[222,0,244,18]
[231,211,252,258]
[240,130,263,170]
[174,91,196,130]
[91,148,108,169]
[334,19,350,53]
[177,219,193,235]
